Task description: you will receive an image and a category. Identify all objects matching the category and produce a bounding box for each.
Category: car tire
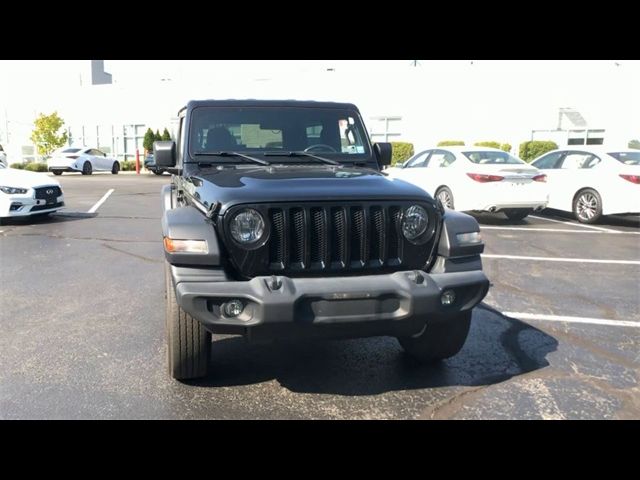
[503,208,532,221]
[82,161,92,175]
[435,187,455,209]
[111,162,120,174]
[397,310,472,363]
[165,261,211,380]
[153,170,164,176]
[573,188,603,224]
[52,170,63,176]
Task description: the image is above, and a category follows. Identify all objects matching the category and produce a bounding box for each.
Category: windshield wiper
[193,151,270,166]
[264,151,340,166]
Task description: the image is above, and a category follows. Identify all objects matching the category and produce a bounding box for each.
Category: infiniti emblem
[46,189,54,195]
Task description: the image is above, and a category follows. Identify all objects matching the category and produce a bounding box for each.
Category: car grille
[222,201,440,278]
[34,186,62,203]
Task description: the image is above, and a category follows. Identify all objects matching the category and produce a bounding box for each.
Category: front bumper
[0,193,64,217]
[172,267,489,339]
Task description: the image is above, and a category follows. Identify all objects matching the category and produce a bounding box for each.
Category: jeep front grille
[223,201,440,278]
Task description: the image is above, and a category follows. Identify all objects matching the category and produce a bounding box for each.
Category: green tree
[155,130,162,142]
[500,143,512,153]
[143,128,155,152]
[474,141,501,149]
[629,139,640,150]
[437,140,465,146]
[162,128,172,141]
[30,112,68,157]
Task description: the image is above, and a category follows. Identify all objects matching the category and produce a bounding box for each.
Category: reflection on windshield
[463,151,525,165]
[609,152,640,165]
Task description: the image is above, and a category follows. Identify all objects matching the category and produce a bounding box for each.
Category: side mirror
[374,142,392,167]
[154,141,176,167]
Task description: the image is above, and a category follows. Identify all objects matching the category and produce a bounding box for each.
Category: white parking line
[88,189,114,214]
[530,215,619,233]
[503,312,640,328]
[481,226,640,235]
[482,254,640,265]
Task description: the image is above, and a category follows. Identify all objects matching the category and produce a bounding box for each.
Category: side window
[427,150,456,168]
[405,151,430,168]
[560,152,597,169]
[94,149,105,156]
[532,152,563,169]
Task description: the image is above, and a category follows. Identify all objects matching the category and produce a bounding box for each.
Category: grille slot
[290,208,305,267]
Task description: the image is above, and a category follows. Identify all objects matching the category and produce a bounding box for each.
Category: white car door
[532,151,567,210]
[89,149,105,170]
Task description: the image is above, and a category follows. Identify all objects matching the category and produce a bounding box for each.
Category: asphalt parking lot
[1,173,638,419]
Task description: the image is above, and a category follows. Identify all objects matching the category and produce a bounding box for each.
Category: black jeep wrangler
[155,100,489,380]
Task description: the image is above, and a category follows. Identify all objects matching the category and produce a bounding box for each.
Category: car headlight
[401,205,429,243]
[0,186,28,194]
[230,208,266,247]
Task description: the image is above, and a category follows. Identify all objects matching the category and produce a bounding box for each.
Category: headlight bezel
[228,207,268,249]
[0,186,29,195]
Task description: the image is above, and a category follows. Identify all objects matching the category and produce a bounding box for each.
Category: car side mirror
[374,142,392,167]
[154,141,176,167]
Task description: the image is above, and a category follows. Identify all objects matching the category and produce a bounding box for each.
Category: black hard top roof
[181,99,359,114]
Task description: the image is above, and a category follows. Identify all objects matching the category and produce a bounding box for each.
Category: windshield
[463,150,525,165]
[608,151,640,165]
[188,106,370,162]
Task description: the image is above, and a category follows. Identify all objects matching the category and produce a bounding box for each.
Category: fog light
[441,290,456,306]
[223,299,244,317]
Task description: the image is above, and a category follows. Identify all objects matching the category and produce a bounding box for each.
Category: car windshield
[608,151,640,165]
[463,150,525,165]
[188,106,370,162]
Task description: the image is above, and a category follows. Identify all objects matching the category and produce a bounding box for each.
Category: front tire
[573,188,602,224]
[111,162,120,174]
[397,311,472,363]
[82,161,92,175]
[165,261,211,380]
[52,170,63,176]
[503,208,532,221]
[435,187,454,209]
[153,170,164,176]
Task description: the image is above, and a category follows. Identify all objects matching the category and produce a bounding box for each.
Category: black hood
[182,165,434,215]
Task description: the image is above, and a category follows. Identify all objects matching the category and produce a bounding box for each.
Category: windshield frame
[186,105,373,164]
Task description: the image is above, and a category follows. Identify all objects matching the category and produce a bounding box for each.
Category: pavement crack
[100,243,162,263]
[418,386,487,419]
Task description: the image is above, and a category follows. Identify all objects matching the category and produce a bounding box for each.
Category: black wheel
[397,311,472,363]
[153,170,164,175]
[111,162,120,174]
[82,161,92,175]
[52,170,63,176]
[435,187,454,209]
[165,261,211,380]
[503,208,532,221]
[573,188,602,224]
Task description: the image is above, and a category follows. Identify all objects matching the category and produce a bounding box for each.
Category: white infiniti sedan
[0,163,64,223]
[531,148,640,223]
[387,146,548,221]
[47,147,120,175]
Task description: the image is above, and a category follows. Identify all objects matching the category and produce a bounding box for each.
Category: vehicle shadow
[186,305,558,396]
[538,208,640,229]
[0,212,96,227]
[470,212,531,226]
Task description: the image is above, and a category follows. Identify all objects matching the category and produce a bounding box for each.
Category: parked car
[144,153,165,175]
[387,146,548,221]
[531,147,640,223]
[0,162,65,223]
[0,144,7,166]
[46,147,120,175]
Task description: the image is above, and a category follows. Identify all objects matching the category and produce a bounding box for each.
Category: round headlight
[230,208,265,246]
[401,205,429,242]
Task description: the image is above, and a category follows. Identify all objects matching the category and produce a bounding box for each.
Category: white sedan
[531,148,640,223]
[387,146,548,221]
[47,147,120,175]
[0,163,65,223]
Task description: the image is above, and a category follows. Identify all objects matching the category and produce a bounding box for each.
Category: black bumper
[171,268,489,340]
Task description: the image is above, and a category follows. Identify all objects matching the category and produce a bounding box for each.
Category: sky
[0,60,638,151]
